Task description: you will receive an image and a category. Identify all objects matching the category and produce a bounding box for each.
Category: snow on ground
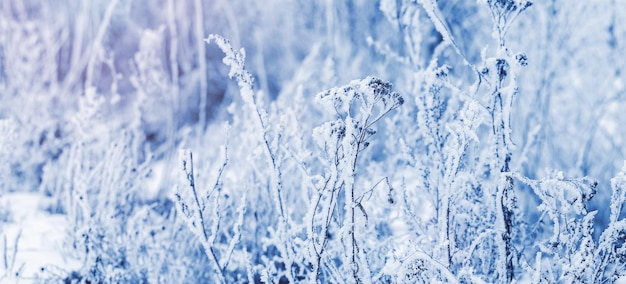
[0,192,79,282]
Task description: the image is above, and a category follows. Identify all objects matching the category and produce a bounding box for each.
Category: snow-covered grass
[1,0,626,283]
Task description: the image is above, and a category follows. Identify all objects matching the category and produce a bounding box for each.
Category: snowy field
[1,0,626,283]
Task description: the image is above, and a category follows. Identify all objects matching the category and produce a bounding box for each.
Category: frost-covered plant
[176,34,406,283]
[509,164,626,283]
[55,130,183,283]
[170,34,305,282]
[308,76,403,282]
[367,0,534,282]
[36,88,210,282]
[173,147,248,283]
[512,172,598,282]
